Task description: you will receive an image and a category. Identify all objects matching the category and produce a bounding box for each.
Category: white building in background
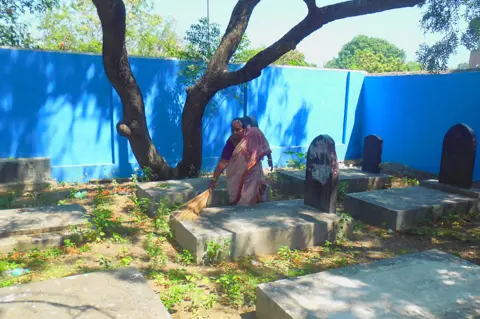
[469,50,480,68]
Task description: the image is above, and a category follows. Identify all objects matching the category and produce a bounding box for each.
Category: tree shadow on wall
[0,48,113,182]
[123,57,245,175]
[246,65,311,166]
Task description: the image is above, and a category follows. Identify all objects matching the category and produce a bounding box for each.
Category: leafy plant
[177,249,194,266]
[204,239,231,265]
[284,151,307,170]
[337,181,348,201]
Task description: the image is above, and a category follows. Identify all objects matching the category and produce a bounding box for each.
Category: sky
[156,0,470,68]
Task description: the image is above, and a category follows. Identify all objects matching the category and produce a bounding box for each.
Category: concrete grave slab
[0,204,88,237]
[0,267,172,319]
[0,204,89,253]
[420,179,480,200]
[344,186,478,231]
[277,168,392,196]
[256,249,480,319]
[0,157,51,183]
[137,177,270,216]
[171,200,353,264]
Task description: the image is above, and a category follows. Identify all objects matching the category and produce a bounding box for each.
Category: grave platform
[0,157,51,183]
[256,249,480,319]
[170,199,353,264]
[344,186,478,231]
[0,267,172,318]
[0,204,89,253]
[137,177,271,216]
[420,179,480,200]
[277,168,392,196]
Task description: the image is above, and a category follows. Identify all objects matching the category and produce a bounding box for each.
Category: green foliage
[0,0,58,47]
[36,0,180,57]
[325,35,422,73]
[417,1,480,70]
[337,181,348,202]
[204,239,231,265]
[233,45,314,67]
[457,62,470,69]
[177,249,194,266]
[284,151,307,170]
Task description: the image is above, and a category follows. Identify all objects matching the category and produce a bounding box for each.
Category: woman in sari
[208,117,273,206]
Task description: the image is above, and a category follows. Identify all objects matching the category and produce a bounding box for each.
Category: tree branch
[190,0,261,93]
[222,0,424,86]
[303,0,317,12]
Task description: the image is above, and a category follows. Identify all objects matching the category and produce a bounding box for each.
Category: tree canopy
[325,35,422,73]
[1,0,58,47]
[37,0,180,58]
[417,1,480,70]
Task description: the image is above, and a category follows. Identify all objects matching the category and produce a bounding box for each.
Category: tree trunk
[177,87,216,177]
[92,0,173,180]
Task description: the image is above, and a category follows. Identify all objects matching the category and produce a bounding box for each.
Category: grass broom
[174,189,212,221]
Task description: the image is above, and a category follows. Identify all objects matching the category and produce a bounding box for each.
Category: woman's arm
[209,160,229,190]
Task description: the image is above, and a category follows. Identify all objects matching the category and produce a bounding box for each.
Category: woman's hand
[208,178,218,190]
[268,158,273,171]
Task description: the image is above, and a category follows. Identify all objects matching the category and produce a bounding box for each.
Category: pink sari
[226,127,272,205]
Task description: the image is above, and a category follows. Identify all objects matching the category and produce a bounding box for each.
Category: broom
[174,189,212,221]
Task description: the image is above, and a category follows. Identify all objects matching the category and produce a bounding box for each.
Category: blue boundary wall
[363,72,480,181]
[1,47,479,182]
[246,65,365,166]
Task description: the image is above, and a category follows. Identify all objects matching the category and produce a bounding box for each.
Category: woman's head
[243,116,258,128]
[231,117,246,142]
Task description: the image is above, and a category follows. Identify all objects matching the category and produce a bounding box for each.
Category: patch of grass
[144,233,167,267]
[205,239,231,265]
[177,249,195,266]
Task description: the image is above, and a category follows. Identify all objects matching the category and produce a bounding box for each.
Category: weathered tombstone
[361,135,383,174]
[439,123,477,189]
[304,135,339,213]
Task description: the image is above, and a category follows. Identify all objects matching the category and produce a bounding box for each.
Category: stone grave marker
[439,123,477,189]
[362,134,383,174]
[304,135,339,213]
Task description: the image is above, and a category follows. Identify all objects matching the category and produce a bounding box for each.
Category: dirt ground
[0,170,478,319]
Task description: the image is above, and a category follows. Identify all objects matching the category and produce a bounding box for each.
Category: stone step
[0,204,89,253]
[256,249,480,319]
[277,168,392,195]
[344,186,479,231]
[0,157,51,183]
[136,176,271,216]
[170,199,353,264]
[0,267,172,318]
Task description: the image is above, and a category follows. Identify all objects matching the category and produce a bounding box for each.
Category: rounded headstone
[361,135,383,174]
[304,135,339,213]
[439,123,477,189]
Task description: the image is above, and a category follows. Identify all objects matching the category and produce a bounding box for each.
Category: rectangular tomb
[137,176,270,216]
[171,199,352,264]
[0,157,51,183]
[420,179,480,200]
[0,204,89,253]
[256,249,480,319]
[0,267,172,319]
[344,186,478,231]
[277,168,392,196]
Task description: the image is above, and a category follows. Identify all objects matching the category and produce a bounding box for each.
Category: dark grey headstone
[361,134,383,174]
[439,124,477,189]
[304,135,339,213]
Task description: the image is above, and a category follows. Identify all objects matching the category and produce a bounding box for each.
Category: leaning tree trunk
[92,0,172,180]
[177,87,215,178]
